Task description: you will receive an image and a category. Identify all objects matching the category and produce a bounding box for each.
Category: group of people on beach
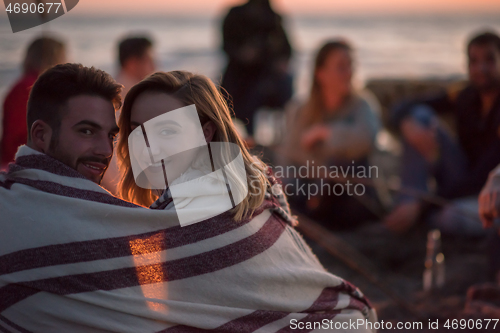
[1,0,500,330]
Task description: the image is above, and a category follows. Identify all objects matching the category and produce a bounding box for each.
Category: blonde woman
[117,70,268,221]
[114,70,377,331]
[282,40,381,228]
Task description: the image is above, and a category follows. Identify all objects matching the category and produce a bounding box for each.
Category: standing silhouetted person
[221,0,293,135]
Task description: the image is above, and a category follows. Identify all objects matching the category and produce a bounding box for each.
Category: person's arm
[274,15,292,61]
[479,164,500,228]
[278,101,308,166]
[305,97,381,161]
[390,91,454,132]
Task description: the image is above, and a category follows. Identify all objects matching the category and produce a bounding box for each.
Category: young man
[116,35,156,97]
[0,36,66,169]
[385,31,500,235]
[25,63,121,183]
[0,64,375,332]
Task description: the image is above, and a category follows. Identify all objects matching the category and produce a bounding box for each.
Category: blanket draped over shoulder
[0,146,377,333]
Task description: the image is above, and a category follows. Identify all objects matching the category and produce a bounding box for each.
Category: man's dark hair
[468,31,500,53]
[118,36,153,68]
[27,63,123,144]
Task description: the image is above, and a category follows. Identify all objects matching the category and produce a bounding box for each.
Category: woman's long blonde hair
[117,71,269,221]
[297,40,353,127]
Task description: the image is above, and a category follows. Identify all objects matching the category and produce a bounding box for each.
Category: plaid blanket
[0,145,376,332]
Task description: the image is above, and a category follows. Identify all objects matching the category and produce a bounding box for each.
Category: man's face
[468,43,500,91]
[47,95,118,183]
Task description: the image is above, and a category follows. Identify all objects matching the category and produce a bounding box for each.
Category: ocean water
[1,13,499,102]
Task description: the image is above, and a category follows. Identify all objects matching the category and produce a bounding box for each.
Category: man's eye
[81,129,93,135]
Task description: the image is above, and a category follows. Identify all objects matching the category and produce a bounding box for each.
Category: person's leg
[222,66,259,134]
[398,140,432,203]
[263,70,293,109]
[312,158,379,230]
[385,104,467,233]
[429,197,486,236]
[432,128,468,197]
[398,104,468,201]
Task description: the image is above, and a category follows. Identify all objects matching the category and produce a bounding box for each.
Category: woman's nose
[149,142,161,157]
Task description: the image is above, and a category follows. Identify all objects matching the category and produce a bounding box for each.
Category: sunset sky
[73,0,500,16]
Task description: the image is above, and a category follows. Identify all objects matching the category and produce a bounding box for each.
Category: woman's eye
[159,128,177,136]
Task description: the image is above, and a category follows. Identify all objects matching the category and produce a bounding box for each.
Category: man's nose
[94,135,114,158]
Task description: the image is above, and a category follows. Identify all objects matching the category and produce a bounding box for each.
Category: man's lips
[80,161,107,175]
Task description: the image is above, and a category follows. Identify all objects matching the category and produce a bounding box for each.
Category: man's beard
[76,156,111,184]
[47,141,111,184]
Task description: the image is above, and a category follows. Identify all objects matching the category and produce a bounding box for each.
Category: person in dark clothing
[1,36,66,169]
[221,0,293,135]
[384,31,500,235]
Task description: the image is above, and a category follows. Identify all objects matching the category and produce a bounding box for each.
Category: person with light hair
[281,40,381,229]
[115,70,378,331]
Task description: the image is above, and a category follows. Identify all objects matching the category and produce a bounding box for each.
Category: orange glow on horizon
[71,0,500,16]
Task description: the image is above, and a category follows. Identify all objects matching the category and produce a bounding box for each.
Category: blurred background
[2,0,500,327]
[1,0,499,101]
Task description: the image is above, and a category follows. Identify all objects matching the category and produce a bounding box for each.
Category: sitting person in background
[0,36,66,169]
[281,40,381,229]
[385,31,500,235]
[101,35,156,195]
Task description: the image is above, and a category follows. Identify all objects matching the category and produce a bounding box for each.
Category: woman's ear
[30,120,53,153]
[202,121,217,143]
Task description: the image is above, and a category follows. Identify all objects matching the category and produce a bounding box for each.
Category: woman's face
[129,92,205,189]
[315,48,353,97]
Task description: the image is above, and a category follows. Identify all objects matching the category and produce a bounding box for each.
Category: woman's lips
[145,159,170,174]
